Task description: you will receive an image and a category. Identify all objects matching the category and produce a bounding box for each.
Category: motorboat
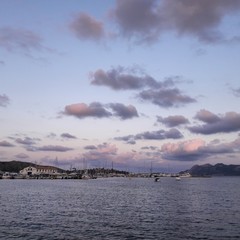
[154,177,160,182]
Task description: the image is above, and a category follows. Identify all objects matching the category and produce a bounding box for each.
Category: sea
[0,177,240,240]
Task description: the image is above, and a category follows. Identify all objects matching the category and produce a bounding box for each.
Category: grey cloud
[126,139,136,145]
[70,13,105,41]
[0,27,45,53]
[47,133,57,139]
[15,153,29,159]
[232,87,240,97]
[109,103,139,119]
[164,128,184,139]
[194,109,220,123]
[141,146,158,151]
[113,0,162,43]
[161,0,240,43]
[0,140,15,147]
[189,111,240,134]
[62,102,139,120]
[210,139,221,145]
[114,135,136,145]
[157,115,189,127]
[115,128,183,144]
[0,94,10,107]
[112,0,240,44]
[27,145,74,152]
[162,147,204,161]
[138,88,196,108]
[15,137,39,145]
[61,133,77,139]
[91,66,195,108]
[136,128,183,140]
[90,66,159,90]
[84,145,98,150]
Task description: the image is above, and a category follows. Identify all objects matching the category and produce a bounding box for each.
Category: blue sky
[0,0,240,172]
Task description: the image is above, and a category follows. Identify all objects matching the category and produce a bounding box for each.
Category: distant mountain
[185,163,240,177]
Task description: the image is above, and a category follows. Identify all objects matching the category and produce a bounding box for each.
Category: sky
[0,0,240,172]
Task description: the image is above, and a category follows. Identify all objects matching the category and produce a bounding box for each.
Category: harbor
[0,164,191,180]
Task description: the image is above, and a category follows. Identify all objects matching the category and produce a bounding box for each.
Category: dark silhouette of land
[1,161,240,177]
[181,163,240,177]
[0,160,37,173]
[0,160,128,176]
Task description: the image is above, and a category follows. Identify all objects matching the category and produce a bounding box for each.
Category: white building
[20,165,61,178]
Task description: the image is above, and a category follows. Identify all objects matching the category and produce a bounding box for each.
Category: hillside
[187,163,240,177]
[0,161,64,173]
[0,161,36,173]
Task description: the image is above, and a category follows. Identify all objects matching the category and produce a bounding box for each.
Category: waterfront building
[20,165,61,178]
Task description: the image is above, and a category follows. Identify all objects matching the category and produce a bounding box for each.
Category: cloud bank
[112,0,240,44]
[70,0,240,44]
[161,137,240,161]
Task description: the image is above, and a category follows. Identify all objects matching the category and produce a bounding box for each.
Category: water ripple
[0,177,240,239]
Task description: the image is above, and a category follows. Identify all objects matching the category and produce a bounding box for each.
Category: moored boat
[2,172,14,179]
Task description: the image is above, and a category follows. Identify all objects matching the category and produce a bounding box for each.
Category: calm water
[0,177,240,240]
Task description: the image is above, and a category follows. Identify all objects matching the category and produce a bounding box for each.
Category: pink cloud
[162,139,205,154]
[63,102,111,119]
[161,137,240,161]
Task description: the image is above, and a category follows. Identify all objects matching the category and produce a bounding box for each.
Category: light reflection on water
[0,177,240,240]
